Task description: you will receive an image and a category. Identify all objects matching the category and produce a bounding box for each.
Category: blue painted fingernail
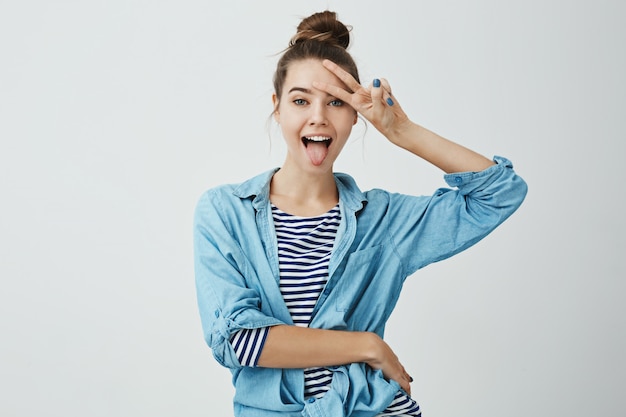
[386,97,394,106]
[373,78,381,88]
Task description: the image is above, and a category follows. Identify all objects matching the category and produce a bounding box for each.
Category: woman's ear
[272,94,280,123]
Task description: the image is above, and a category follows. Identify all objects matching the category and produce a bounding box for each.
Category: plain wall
[1,1,624,416]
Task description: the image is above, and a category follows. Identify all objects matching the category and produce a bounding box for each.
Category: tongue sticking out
[305,141,329,166]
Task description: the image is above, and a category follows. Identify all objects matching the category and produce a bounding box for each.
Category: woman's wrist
[386,118,426,151]
[358,331,384,366]
[383,115,414,147]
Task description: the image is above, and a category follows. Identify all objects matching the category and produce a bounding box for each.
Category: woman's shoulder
[198,169,278,200]
[195,168,278,218]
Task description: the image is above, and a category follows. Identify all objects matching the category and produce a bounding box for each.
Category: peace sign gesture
[313,59,410,143]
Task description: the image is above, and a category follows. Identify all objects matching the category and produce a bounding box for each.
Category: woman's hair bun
[273,10,360,97]
[290,10,351,49]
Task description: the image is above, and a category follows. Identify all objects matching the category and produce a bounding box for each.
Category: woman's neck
[269,165,338,217]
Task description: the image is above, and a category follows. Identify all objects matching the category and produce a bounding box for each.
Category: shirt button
[307,397,316,403]
[214,310,220,318]
[455,176,462,183]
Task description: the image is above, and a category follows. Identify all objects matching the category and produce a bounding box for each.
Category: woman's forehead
[283,59,347,91]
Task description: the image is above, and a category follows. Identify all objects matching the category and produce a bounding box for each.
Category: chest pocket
[335,245,388,313]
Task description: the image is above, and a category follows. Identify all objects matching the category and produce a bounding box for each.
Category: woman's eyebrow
[288,86,338,99]
[288,87,312,94]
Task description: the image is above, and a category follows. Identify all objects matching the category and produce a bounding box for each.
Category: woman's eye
[293,99,307,105]
[329,99,343,107]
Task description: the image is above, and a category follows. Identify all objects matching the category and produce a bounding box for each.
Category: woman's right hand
[365,333,413,395]
[257,326,413,394]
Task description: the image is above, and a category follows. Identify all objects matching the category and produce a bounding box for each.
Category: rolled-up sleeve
[388,155,528,275]
[193,190,285,369]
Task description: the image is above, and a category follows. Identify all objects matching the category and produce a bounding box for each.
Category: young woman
[194,10,527,417]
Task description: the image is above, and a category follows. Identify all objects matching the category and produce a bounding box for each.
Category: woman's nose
[309,102,328,125]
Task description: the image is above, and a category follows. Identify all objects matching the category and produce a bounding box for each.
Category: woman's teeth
[305,136,331,142]
[303,136,332,147]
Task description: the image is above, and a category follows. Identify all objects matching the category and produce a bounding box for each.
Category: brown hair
[273,11,360,105]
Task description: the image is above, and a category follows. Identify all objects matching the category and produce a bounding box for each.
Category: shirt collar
[232,168,366,212]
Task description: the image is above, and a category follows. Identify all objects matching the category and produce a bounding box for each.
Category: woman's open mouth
[302,136,332,166]
[302,136,332,147]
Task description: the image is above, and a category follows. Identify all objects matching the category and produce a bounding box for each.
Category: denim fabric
[194,156,527,417]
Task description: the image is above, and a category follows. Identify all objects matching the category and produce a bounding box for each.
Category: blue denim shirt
[194,156,527,417]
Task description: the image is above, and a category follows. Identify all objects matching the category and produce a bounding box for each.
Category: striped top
[229,204,421,415]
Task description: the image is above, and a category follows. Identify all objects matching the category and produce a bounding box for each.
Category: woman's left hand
[313,59,410,141]
[315,60,496,173]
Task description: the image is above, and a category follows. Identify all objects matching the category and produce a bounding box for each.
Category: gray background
[1,1,624,416]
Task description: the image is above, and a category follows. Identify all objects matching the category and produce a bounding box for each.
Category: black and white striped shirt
[229,204,420,415]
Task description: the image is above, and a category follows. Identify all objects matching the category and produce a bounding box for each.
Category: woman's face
[273,58,357,173]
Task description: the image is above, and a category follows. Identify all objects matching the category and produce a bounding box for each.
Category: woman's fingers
[315,59,394,109]
[400,366,413,395]
[365,334,414,395]
[315,60,404,136]
[396,372,412,395]
[370,77,395,111]
[321,59,361,93]
[312,80,353,104]
[313,60,368,110]
[378,78,394,106]
[370,77,384,101]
